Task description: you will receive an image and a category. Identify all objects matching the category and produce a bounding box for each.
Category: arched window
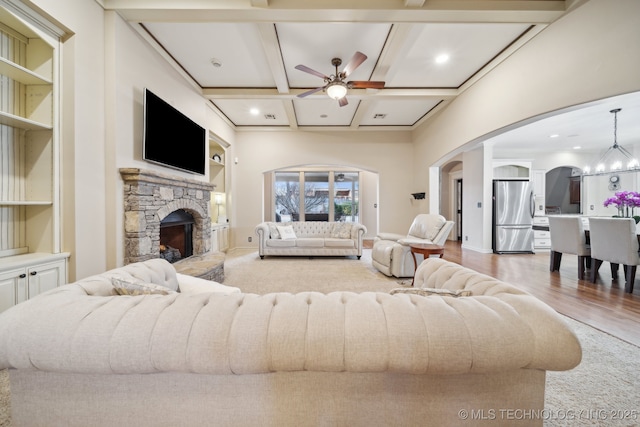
[271,170,360,223]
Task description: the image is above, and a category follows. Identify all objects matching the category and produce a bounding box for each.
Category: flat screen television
[143,88,206,175]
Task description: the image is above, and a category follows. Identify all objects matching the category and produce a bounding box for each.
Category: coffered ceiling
[105,0,581,131]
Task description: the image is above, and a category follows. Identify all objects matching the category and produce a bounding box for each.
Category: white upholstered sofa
[372,213,455,277]
[0,257,581,426]
[255,221,366,259]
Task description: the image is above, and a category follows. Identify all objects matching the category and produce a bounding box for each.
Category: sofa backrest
[0,281,581,376]
[413,257,528,297]
[266,221,362,239]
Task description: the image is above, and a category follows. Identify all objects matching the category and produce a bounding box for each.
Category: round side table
[409,243,444,286]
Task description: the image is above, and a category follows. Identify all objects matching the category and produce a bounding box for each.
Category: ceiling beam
[282,100,298,130]
[250,0,269,7]
[351,100,373,129]
[105,0,567,24]
[201,87,458,100]
[371,23,425,85]
[256,23,289,94]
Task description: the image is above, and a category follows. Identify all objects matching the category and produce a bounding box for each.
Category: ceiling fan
[294,51,385,107]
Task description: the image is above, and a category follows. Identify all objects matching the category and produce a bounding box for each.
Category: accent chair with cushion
[588,217,640,293]
[548,216,591,280]
[372,214,454,278]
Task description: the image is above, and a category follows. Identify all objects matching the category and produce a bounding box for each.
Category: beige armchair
[548,216,591,280]
[371,214,454,278]
[588,217,639,293]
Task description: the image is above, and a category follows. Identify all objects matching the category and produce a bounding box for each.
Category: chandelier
[583,108,639,175]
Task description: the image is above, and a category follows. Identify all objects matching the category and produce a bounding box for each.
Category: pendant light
[583,108,639,175]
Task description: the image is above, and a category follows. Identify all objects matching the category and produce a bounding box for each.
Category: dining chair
[548,216,591,280]
[588,217,639,293]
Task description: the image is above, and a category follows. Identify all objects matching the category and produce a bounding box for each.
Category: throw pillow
[269,224,281,239]
[111,277,178,296]
[390,287,472,297]
[330,222,352,239]
[277,225,297,240]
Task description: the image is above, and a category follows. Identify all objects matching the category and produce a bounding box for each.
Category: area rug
[222,248,405,294]
[1,250,638,426]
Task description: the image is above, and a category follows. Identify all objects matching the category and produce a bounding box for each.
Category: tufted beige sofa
[0,257,581,426]
[255,221,366,259]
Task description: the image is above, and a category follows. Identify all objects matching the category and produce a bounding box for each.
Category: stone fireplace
[120,168,213,264]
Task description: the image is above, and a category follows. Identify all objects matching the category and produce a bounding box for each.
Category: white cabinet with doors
[211,223,229,252]
[0,253,67,312]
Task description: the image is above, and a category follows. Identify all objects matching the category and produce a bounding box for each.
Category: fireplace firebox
[160,209,194,263]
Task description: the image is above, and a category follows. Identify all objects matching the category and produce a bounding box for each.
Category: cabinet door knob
[19,273,26,278]
[30,271,37,276]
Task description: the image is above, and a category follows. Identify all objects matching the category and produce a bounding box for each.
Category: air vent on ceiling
[264,114,276,120]
[373,113,387,119]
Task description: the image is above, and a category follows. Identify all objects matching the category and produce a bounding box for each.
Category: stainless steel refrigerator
[492,180,535,254]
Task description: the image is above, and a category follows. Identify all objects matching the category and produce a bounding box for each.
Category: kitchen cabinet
[492,160,532,180]
[0,253,68,312]
[533,216,550,250]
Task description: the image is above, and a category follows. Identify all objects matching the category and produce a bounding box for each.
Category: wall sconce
[411,192,426,200]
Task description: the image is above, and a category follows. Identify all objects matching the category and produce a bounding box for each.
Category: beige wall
[413,0,640,251]
[232,130,414,248]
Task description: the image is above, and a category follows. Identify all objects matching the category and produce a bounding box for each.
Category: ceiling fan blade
[348,81,385,89]
[342,51,367,77]
[338,97,349,107]
[297,87,325,98]
[294,64,329,80]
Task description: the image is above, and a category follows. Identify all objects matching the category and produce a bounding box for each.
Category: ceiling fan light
[326,82,347,100]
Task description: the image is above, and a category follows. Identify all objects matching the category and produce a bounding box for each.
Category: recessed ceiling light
[210,58,223,68]
[320,114,328,118]
[249,108,259,115]
[573,146,582,150]
[549,134,559,138]
[435,54,449,64]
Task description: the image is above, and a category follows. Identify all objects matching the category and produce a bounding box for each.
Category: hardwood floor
[441,240,640,347]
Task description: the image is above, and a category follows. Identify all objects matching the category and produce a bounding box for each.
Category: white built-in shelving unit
[0,1,69,312]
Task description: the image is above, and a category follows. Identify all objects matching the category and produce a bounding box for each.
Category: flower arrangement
[603,190,640,222]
